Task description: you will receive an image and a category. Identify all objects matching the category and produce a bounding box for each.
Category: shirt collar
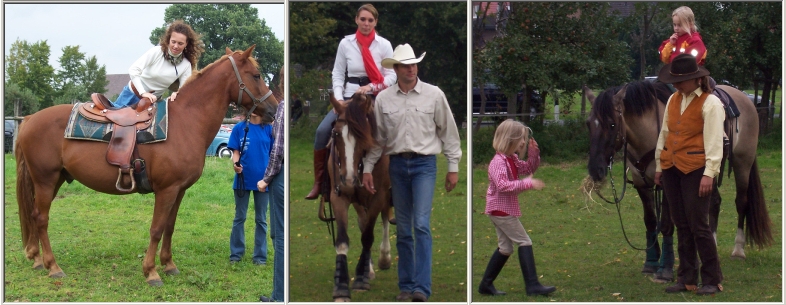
[395,78,422,94]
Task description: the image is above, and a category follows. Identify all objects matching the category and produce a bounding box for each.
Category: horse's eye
[610,124,616,128]
[253,74,261,80]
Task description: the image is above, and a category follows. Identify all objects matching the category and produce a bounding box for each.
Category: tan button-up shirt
[363,78,462,173]
[655,87,725,178]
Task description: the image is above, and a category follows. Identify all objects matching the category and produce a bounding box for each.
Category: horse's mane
[593,80,671,128]
[344,94,377,151]
[185,52,260,85]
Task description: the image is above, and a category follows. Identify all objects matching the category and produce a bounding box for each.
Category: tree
[621,2,673,80]
[484,2,631,122]
[4,82,39,117]
[5,39,55,110]
[53,45,108,105]
[150,4,284,83]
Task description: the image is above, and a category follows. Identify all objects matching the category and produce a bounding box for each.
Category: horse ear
[225,47,232,55]
[583,85,596,105]
[242,45,257,58]
[330,94,346,115]
[613,85,627,109]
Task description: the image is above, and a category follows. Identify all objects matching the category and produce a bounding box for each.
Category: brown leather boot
[305,148,328,200]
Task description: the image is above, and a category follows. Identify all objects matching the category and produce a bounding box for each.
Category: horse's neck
[168,78,230,142]
[623,106,663,158]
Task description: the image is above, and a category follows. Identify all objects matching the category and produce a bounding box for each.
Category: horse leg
[378,201,392,270]
[730,157,752,260]
[143,189,179,286]
[655,193,675,282]
[31,175,68,278]
[709,185,722,245]
[332,198,351,301]
[159,190,186,276]
[637,187,660,274]
[353,204,380,291]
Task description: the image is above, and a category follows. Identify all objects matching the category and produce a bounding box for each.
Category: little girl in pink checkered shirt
[478,119,556,297]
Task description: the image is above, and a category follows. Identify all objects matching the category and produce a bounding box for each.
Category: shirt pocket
[414,103,435,128]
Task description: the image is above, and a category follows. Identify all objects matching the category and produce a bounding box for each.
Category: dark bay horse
[319,93,392,301]
[14,46,279,286]
[586,81,773,275]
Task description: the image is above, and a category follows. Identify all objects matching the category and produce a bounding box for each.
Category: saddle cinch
[80,93,156,193]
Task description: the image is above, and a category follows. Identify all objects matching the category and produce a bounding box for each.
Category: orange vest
[660,92,709,174]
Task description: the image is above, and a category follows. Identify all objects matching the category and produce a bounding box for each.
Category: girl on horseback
[658,6,707,65]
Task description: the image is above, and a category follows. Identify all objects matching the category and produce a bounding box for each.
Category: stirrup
[115,168,136,192]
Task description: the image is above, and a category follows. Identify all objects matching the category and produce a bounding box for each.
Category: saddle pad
[713,87,740,119]
[64,101,169,143]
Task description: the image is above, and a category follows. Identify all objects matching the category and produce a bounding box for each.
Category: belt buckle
[400,152,415,158]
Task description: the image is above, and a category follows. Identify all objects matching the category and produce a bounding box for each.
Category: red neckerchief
[355,29,384,85]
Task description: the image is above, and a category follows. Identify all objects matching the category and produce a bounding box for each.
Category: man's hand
[257,180,268,192]
[445,172,458,192]
[363,173,376,194]
[699,176,713,197]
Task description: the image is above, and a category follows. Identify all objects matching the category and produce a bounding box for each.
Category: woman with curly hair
[113,20,205,107]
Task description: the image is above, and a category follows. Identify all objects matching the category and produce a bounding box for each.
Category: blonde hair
[672,6,698,34]
[492,119,529,154]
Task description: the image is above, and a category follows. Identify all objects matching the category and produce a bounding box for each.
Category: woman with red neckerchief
[305,3,397,200]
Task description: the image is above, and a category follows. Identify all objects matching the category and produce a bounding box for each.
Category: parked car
[206,124,234,158]
[5,120,16,153]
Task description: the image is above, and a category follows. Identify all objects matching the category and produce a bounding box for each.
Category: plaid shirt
[484,145,541,217]
[262,101,285,184]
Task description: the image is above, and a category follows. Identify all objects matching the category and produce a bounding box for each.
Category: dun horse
[14,46,279,286]
[318,93,392,301]
[586,81,773,277]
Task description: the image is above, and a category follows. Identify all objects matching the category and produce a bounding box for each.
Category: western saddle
[80,93,157,192]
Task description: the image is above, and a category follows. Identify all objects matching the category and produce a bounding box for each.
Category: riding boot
[518,245,556,296]
[479,248,509,296]
[305,148,328,200]
[654,236,675,282]
[643,231,661,274]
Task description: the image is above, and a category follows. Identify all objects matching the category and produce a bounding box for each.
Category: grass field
[471,140,782,301]
[287,130,469,302]
[3,155,274,302]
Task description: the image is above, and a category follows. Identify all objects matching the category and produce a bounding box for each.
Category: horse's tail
[15,146,39,257]
[745,159,773,248]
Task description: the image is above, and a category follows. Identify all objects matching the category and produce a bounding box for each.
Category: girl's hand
[525,175,545,190]
[143,93,158,103]
[355,85,372,95]
[233,162,243,174]
[669,33,679,45]
[169,91,179,102]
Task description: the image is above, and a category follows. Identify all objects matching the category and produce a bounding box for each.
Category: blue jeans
[269,171,285,301]
[389,154,437,297]
[112,85,142,108]
[230,189,268,264]
[314,98,348,150]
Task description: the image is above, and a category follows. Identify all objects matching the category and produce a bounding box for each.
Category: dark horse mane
[593,80,672,130]
[344,94,378,151]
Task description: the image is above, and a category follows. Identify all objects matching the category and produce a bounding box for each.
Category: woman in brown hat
[654,53,724,295]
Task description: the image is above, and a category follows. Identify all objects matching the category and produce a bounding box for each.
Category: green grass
[471,147,782,301]
[4,155,274,302]
[288,125,468,302]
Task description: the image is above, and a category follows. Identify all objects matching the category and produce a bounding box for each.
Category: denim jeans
[112,85,142,108]
[314,98,350,150]
[389,154,437,297]
[269,171,285,301]
[230,189,268,264]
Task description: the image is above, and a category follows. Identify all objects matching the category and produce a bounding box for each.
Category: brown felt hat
[658,53,710,84]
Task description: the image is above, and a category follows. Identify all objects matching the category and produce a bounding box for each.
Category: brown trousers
[662,167,723,286]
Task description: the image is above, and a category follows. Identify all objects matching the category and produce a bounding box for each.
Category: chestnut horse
[14,46,279,286]
[586,81,773,276]
[319,93,392,301]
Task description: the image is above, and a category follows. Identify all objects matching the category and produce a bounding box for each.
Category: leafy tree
[151,4,284,83]
[289,2,345,70]
[5,39,55,110]
[620,2,673,79]
[484,2,630,121]
[4,82,39,117]
[53,45,108,105]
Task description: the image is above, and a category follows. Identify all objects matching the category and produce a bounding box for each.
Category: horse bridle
[330,118,366,196]
[228,56,275,122]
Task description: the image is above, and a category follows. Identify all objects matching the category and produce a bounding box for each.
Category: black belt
[347,77,370,86]
[393,152,427,159]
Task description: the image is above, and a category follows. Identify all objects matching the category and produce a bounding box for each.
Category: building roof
[105,74,130,98]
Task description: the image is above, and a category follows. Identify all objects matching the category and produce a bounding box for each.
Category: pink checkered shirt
[484,145,541,217]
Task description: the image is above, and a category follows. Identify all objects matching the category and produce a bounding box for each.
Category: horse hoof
[641,265,658,275]
[352,281,371,291]
[147,279,164,287]
[334,297,351,302]
[730,254,746,260]
[378,258,391,270]
[49,271,66,278]
[33,264,45,270]
[164,268,180,276]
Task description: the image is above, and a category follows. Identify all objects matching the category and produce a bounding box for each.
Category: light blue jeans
[230,189,268,264]
[269,171,285,301]
[112,85,142,108]
[389,154,437,297]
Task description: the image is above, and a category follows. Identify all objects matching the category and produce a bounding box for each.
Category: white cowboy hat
[381,43,426,69]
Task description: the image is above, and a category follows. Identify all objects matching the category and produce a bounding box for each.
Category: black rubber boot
[479,248,509,296]
[518,246,556,296]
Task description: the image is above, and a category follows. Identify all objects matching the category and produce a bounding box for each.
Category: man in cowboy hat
[362,43,462,302]
[654,53,724,295]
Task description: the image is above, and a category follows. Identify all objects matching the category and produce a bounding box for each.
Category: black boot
[518,245,556,296]
[479,249,509,296]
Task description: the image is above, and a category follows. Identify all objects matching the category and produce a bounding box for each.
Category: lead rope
[235,117,251,198]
